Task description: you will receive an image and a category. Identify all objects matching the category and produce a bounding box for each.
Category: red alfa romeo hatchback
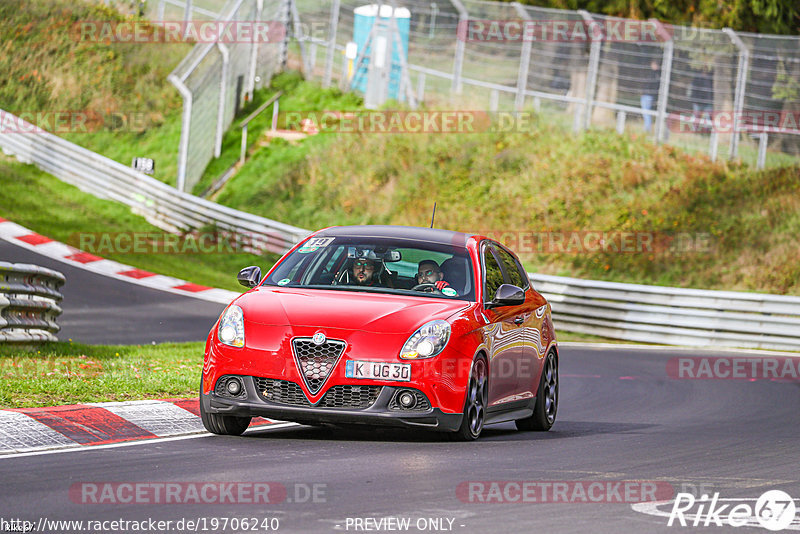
[201,225,558,440]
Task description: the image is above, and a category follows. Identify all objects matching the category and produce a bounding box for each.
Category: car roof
[313,225,476,247]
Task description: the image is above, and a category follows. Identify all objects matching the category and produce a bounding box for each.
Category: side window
[483,246,504,302]
[494,246,529,290]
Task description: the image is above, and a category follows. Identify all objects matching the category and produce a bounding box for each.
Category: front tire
[451,356,488,441]
[200,381,252,436]
[516,350,558,431]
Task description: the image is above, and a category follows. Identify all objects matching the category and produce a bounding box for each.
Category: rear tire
[451,356,488,441]
[515,350,558,431]
[200,380,252,436]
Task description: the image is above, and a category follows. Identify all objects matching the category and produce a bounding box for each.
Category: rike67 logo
[667,490,798,531]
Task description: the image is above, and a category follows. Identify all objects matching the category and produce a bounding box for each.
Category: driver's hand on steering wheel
[434,280,449,291]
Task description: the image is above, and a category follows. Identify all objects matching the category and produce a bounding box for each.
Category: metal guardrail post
[579,10,602,130]
[449,0,468,94]
[323,0,340,88]
[723,28,749,161]
[168,74,193,192]
[214,42,230,159]
[157,0,166,20]
[513,3,533,113]
[651,19,674,144]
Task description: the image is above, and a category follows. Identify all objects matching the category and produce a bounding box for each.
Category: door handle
[514,316,525,325]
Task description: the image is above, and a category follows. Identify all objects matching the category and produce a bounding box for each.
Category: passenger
[416,260,450,291]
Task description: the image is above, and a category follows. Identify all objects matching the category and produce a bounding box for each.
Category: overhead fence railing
[163,0,287,192]
[0,262,65,343]
[293,0,800,169]
[532,273,800,351]
[0,110,309,254]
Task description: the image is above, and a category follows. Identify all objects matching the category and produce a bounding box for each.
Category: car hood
[236,287,471,334]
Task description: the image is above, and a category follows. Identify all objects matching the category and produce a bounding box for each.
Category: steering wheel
[411,283,441,293]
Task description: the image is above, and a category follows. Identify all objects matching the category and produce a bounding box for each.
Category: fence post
[489,89,499,112]
[449,0,468,94]
[322,0,341,88]
[616,111,626,134]
[513,3,532,113]
[709,130,719,161]
[651,19,673,144]
[723,28,749,161]
[579,10,602,130]
[416,72,426,103]
[290,0,312,76]
[168,74,193,192]
[215,43,230,158]
[157,0,165,20]
[757,132,768,169]
[246,0,263,100]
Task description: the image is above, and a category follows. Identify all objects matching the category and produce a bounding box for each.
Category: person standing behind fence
[640,59,661,133]
[688,67,714,131]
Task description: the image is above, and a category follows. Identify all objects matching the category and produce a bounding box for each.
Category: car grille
[292,337,345,394]
[254,378,382,409]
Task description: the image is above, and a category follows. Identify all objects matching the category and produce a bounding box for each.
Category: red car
[200,226,558,440]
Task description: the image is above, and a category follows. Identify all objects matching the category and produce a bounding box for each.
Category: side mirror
[237,266,262,288]
[486,284,525,308]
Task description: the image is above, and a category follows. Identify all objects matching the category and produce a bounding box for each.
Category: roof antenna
[430,202,437,228]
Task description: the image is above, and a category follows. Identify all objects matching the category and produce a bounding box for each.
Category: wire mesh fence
[156,0,287,192]
[292,1,800,169]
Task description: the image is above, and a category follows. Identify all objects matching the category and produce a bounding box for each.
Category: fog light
[398,390,416,409]
[226,378,242,396]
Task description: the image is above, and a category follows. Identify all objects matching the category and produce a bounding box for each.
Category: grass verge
[0,153,278,292]
[0,341,203,408]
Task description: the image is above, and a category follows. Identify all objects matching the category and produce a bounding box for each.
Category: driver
[416,260,450,291]
[352,258,379,286]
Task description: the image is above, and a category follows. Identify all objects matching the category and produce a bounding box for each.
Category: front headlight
[399,320,451,360]
[217,305,244,348]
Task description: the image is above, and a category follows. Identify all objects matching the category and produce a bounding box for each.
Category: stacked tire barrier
[0,262,65,343]
[532,273,800,351]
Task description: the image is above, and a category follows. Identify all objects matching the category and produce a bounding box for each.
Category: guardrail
[532,273,800,351]
[3,106,799,349]
[0,110,309,255]
[0,262,65,343]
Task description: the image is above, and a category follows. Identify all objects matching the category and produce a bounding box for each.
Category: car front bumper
[201,375,463,432]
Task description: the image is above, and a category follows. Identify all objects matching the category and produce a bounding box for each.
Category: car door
[492,244,548,400]
[481,242,527,407]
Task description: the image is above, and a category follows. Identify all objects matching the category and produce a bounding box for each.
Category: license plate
[345,360,411,382]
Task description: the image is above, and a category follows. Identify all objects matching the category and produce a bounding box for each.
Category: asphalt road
[1,345,798,533]
[0,239,225,344]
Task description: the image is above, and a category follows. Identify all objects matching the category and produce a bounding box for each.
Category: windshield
[262,236,476,301]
